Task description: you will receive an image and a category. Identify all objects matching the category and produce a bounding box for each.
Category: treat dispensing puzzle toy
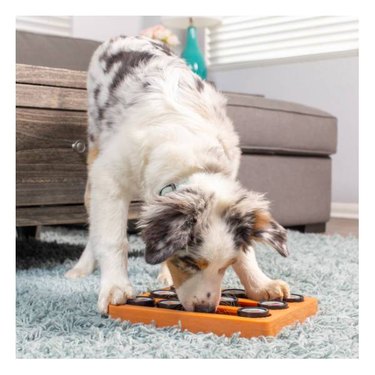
[108,287,318,338]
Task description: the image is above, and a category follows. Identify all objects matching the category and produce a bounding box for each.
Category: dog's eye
[179,256,209,271]
[180,256,201,271]
[171,255,209,273]
[170,256,198,273]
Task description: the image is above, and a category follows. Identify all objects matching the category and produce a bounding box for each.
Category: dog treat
[237,306,270,318]
[284,293,304,303]
[156,299,184,310]
[219,295,238,306]
[221,288,247,299]
[151,289,178,299]
[126,297,155,307]
[258,300,288,310]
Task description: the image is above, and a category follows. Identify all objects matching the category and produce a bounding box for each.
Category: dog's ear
[251,210,289,257]
[137,188,208,264]
[226,191,289,257]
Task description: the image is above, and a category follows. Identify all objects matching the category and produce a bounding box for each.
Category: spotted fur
[252,216,289,257]
[225,191,289,256]
[137,187,209,264]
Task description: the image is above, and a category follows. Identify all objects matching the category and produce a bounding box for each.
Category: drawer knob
[72,140,87,154]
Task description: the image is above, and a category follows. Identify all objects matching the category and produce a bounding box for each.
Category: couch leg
[286,223,326,234]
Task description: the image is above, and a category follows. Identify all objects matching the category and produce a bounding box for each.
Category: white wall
[208,56,359,209]
[72,16,144,41]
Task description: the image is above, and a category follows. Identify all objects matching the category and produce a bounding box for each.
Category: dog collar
[159,180,188,196]
[159,183,177,196]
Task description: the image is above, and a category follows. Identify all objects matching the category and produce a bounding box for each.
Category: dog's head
[137,185,288,312]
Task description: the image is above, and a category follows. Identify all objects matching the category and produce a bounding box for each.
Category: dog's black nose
[193,304,216,313]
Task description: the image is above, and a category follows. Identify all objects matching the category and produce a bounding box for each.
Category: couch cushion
[16,31,101,71]
[238,154,332,226]
[225,92,337,156]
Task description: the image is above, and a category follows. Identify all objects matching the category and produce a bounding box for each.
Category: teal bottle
[181,25,207,80]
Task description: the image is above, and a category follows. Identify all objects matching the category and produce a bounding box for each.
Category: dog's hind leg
[65,240,97,279]
[65,145,99,279]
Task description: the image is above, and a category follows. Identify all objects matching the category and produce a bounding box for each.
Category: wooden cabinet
[16,64,141,227]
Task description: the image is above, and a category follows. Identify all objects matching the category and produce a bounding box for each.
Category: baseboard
[330,202,359,219]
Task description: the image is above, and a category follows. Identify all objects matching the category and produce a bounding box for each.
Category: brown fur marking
[196,258,209,270]
[166,256,209,288]
[87,146,99,168]
[252,210,271,232]
[166,259,194,288]
[84,146,99,212]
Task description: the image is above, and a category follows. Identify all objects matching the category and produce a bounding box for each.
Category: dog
[65,35,290,314]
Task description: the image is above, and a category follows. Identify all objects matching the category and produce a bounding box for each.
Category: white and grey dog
[65,35,290,314]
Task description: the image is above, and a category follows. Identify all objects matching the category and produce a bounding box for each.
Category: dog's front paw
[248,279,290,301]
[97,280,135,314]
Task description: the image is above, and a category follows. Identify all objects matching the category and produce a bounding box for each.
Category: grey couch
[16,31,337,232]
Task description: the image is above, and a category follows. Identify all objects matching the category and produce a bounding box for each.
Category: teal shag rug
[16,226,358,358]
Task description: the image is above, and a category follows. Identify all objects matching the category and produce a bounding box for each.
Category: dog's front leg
[157,262,173,286]
[89,166,134,314]
[232,247,290,301]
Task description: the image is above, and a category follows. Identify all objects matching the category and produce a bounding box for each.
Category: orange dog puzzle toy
[108,288,318,338]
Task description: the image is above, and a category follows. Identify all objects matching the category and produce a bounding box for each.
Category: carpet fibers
[16,226,358,358]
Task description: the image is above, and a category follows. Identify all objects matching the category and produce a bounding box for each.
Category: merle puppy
[65,35,290,314]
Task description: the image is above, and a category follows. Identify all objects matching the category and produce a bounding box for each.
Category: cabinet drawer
[16,83,87,111]
[16,107,88,206]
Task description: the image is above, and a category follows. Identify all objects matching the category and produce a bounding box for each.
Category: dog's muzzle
[193,304,216,313]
